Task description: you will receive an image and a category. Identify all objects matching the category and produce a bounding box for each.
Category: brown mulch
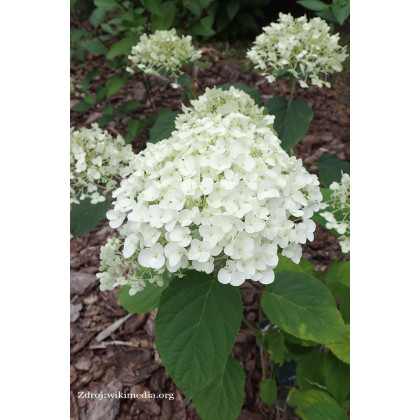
[70,46,349,420]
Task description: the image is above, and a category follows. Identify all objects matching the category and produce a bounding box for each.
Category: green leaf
[226,0,240,20]
[288,389,337,412]
[323,352,350,404]
[301,401,348,420]
[151,1,176,30]
[327,281,349,324]
[192,15,215,37]
[297,0,329,12]
[317,8,340,24]
[80,38,108,55]
[177,73,192,97]
[219,83,261,105]
[126,119,143,143]
[185,0,201,15]
[192,358,245,420]
[274,255,315,275]
[71,101,93,112]
[237,11,257,30]
[198,0,212,7]
[331,3,350,25]
[317,153,350,187]
[80,70,99,92]
[118,280,169,314]
[141,0,162,16]
[155,272,243,395]
[263,329,286,365]
[105,74,127,96]
[325,325,350,364]
[90,7,107,28]
[149,111,179,143]
[265,97,313,150]
[296,349,326,392]
[93,0,122,11]
[95,85,107,102]
[325,261,350,287]
[259,378,277,406]
[261,271,346,343]
[70,194,110,237]
[107,35,139,60]
[120,100,142,114]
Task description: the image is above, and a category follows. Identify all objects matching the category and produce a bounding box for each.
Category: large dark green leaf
[297,0,329,11]
[325,325,350,364]
[323,352,350,404]
[274,255,315,275]
[192,358,245,420]
[141,0,162,16]
[70,194,110,237]
[94,0,122,11]
[226,0,240,20]
[296,349,326,392]
[151,1,176,30]
[118,280,169,314]
[149,111,179,143]
[155,272,243,395]
[261,271,346,343]
[107,35,139,60]
[264,97,313,150]
[263,329,286,365]
[317,153,350,187]
[301,402,348,420]
[219,83,261,105]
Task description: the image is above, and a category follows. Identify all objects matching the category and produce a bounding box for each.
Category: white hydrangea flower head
[320,172,350,253]
[127,29,202,82]
[70,123,134,205]
[98,87,322,293]
[247,13,348,88]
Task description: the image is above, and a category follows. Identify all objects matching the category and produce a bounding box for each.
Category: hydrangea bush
[320,172,350,253]
[127,29,202,83]
[247,12,347,87]
[97,87,322,294]
[70,124,134,204]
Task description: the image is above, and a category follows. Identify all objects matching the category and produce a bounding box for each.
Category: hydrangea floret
[97,87,322,294]
[70,124,134,205]
[246,13,347,87]
[320,172,350,253]
[127,29,202,83]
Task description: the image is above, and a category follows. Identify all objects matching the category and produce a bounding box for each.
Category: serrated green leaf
[265,97,313,150]
[219,82,261,105]
[192,358,245,420]
[107,35,139,60]
[301,401,348,420]
[323,352,350,404]
[288,388,337,411]
[259,378,277,406]
[261,271,346,343]
[226,0,240,20]
[297,0,329,12]
[118,280,169,314]
[70,194,110,237]
[94,0,122,11]
[263,329,286,365]
[325,325,350,364]
[90,7,107,28]
[151,1,175,30]
[80,38,108,55]
[155,272,243,395]
[149,111,179,143]
[317,153,350,187]
[105,74,127,96]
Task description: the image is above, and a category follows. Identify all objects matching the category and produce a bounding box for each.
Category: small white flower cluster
[247,13,347,88]
[98,87,322,293]
[320,173,350,253]
[70,124,134,205]
[127,29,202,82]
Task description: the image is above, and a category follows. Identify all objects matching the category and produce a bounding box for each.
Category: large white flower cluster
[127,29,202,81]
[320,173,350,253]
[98,87,322,293]
[70,124,134,204]
[247,13,347,88]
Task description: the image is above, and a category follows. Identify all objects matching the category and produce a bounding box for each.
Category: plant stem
[288,76,296,106]
[190,63,197,100]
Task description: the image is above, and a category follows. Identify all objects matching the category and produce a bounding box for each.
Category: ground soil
[70,44,349,420]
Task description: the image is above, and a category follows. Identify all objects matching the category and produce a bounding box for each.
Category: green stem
[288,76,296,106]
